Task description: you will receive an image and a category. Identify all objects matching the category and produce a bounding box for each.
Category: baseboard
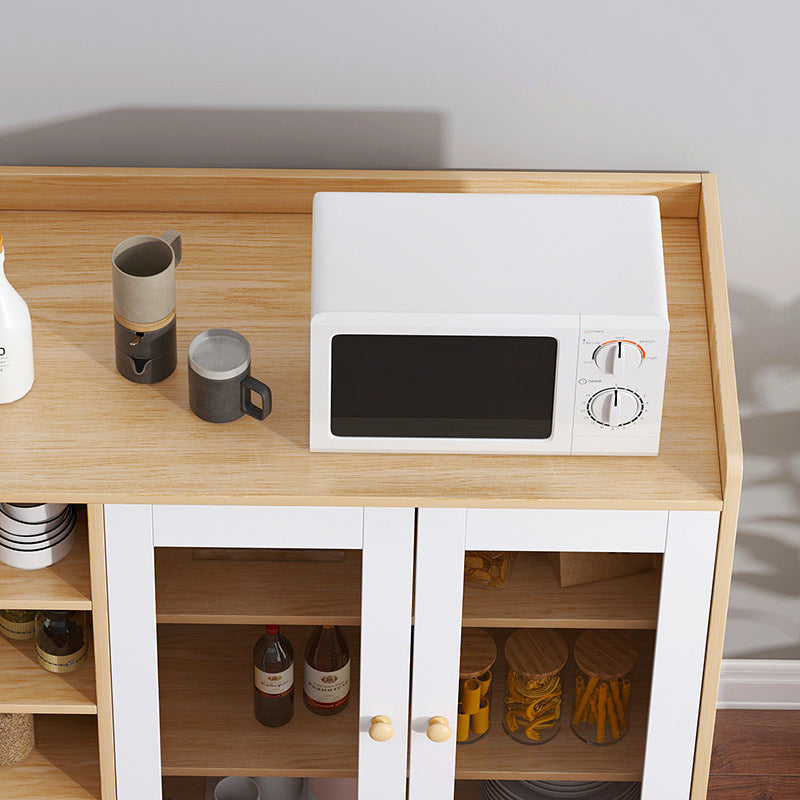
[717,659,800,709]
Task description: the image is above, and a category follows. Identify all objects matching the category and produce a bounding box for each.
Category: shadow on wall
[0,107,445,168]
[726,287,800,659]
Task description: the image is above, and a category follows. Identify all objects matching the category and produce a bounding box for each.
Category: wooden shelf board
[463,553,660,629]
[159,625,359,777]
[0,635,96,714]
[0,187,723,509]
[0,506,92,610]
[0,715,100,800]
[156,549,362,625]
[455,631,653,781]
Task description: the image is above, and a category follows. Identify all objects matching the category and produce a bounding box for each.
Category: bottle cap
[267,624,279,635]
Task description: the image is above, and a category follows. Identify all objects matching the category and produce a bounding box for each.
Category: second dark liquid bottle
[253,624,294,727]
[304,624,350,715]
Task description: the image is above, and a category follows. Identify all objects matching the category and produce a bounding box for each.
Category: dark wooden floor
[708,710,800,799]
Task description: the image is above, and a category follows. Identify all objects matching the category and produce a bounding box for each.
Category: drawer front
[465,508,669,553]
[152,504,364,548]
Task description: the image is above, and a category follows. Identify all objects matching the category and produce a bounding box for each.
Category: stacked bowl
[0,504,76,570]
[479,781,641,800]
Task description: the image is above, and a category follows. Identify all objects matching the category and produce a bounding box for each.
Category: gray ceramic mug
[112,230,181,327]
[188,329,272,423]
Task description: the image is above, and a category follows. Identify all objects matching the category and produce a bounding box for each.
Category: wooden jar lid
[504,629,569,679]
[460,628,497,678]
[573,630,638,681]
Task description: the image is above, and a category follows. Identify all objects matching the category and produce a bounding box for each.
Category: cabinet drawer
[465,509,669,552]
[152,504,364,548]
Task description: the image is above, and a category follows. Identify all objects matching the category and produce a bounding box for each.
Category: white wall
[2,0,797,657]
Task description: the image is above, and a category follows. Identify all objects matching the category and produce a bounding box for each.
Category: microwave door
[329,334,558,439]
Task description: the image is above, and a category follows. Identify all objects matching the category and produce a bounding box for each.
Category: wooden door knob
[369,715,394,742]
[426,716,451,742]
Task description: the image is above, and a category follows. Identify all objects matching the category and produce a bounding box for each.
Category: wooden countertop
[0,169,730,509]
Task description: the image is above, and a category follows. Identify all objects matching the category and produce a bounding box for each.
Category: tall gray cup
[112,230,181,327]
[111,230,182,384]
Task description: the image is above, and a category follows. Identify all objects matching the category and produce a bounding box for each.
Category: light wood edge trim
[114,309,175,332]
[0,167,701,217]
[87,504,117,800]
[691,174,744,800]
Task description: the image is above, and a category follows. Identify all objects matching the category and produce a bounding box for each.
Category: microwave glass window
[330,335,558,438]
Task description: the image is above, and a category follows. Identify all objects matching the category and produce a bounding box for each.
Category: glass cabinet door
[409,509,719,800]
[104,504,414,800]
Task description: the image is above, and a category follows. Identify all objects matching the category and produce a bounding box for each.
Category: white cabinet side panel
[641,510,720,800]
[105,504,161,800]
[152,504,364,548]
[409,508,467,800]
[358,508,415,800]
[466,509,668,552]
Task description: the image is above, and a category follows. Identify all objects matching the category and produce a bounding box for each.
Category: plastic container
[458,628,497,743]
[570,630,638,746]
[503,629,568,745]
[465,551,516,589]
[0,713,35,766]
[35,610,89,674]
[0,235,35,404]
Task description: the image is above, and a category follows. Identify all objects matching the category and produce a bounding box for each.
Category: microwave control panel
[570,322,669,455]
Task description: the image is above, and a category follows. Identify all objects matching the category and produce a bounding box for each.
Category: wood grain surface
[504,629,569,678]
[462,552,661,629]
[0,167,701,217]
[691,175,746,800]
[0,208,722,508]
[0,635,96,714]
[158,624,360,777]
[0,715,100,800]
[573,630,638,680]
[0,507,91,610]
[155,547,362,625]
[459,628,497,678]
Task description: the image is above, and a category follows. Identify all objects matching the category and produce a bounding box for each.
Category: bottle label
[254,664,294,697]
[304,660,351,708]
[36,641,88,674]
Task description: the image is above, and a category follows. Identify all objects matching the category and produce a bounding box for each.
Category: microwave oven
[310,192,668,455]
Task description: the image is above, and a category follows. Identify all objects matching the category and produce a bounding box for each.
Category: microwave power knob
[588,387,643,427]
[593,340,644,376]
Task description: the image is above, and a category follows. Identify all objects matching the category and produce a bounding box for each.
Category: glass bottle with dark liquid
[304,624,350,716]
[253,625,294,727]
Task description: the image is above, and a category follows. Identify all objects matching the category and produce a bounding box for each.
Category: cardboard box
[547,552,657,588]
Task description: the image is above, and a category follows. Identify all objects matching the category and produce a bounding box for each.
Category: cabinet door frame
[104,504,414,800]
[409,508,719,800]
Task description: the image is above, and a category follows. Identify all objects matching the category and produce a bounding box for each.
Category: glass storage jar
[570,629,638,746]
[0,609,36,641]
[464,551,517,589]
[457,628,497,744]
[35,611,89,674]
[0,713,35,766]
[503,629,568,745]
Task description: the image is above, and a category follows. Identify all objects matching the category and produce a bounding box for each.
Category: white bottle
[0,235,35,403]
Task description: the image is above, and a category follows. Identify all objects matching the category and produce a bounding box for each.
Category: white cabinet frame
[105,504,414,800]
[410,508,719,800]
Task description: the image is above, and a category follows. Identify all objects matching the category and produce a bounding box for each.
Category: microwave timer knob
[593,340,645,376]
[588,387,644,427]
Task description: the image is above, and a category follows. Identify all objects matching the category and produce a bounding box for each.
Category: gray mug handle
[161,230,182,266]
[241,376,272,420]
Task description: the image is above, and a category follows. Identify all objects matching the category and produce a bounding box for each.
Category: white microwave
[310,192,669,455]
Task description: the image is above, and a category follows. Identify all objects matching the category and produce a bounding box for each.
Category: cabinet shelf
[462,553,660,629]
[455,631,653,782]
[0,506,91,611]
[159,625,359,777]
[0,715,100,800]
[155,549,362,626]
[0,635,96,714]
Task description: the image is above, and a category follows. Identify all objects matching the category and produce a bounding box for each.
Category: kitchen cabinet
[0,168,740,800]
